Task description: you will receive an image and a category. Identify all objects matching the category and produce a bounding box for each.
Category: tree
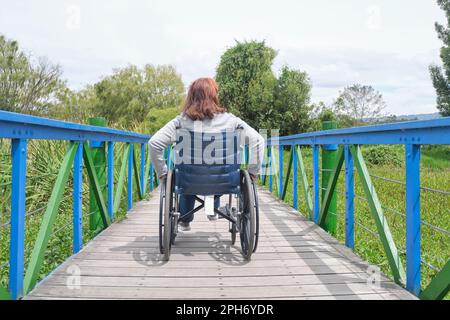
[334,84,386,125]
[273,66,313,135]
[51,85,98,123]
[143,106,180,134]
[0,35,63,115]
[216,41,277,130]
[311,102,356,130]
[430,0,450,116]
[93,64,184,126]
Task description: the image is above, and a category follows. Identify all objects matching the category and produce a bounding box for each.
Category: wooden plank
[26,282,407,300]
[49,265,357,278]
[67,257,369,269]
[36,273,375,288]
[71,250,358,262]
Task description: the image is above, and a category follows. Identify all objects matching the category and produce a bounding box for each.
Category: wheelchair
[158,130,260,261]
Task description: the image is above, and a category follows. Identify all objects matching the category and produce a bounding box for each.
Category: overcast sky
[0,0,446,115]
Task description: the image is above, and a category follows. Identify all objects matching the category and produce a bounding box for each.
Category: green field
[260,145,450,298]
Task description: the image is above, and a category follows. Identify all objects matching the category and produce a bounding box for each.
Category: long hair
[182,78,226,120]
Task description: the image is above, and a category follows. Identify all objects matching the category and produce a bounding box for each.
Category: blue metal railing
[265,117,450,298]
[0,110,152,299]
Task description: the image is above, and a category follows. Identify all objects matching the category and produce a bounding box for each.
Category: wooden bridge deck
[26,188,415,300]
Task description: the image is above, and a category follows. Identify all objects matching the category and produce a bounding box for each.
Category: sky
[0,0,446,115]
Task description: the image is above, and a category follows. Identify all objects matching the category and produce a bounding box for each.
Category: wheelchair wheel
[158,177,166,254]
[238,170,256,260]
[250,176,260,253]
[162,170,176,261]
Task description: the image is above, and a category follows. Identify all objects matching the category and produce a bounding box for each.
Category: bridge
[0,110,448,300]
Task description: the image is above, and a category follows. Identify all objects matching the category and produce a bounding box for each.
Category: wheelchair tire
[250,177,260,253]
[158,178,166,254]
[163,170,175,261]
[238,170,256,261]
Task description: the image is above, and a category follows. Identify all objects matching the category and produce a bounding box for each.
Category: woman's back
[149,78,264,179]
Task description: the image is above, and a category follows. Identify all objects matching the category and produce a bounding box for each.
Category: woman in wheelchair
[149,78,264,260]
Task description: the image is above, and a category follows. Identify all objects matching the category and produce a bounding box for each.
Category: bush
[362,145,403,167]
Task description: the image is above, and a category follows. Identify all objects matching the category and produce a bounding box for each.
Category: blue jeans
[179,195,221,223]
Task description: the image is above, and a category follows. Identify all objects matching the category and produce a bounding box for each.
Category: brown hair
[182,78,226,120]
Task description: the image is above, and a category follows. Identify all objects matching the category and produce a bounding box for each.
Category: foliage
[136,106,179,134]
[273,66,314,135]
[216,41,315,135]
[362,145,403,167]
[216,41,277,131]
[50,86,98,123]
[421,145,450,169]
[93,64,184,126]
[430,0,450,116]
[334,84,386,125]
[312,102,357,130]
[0,34,63,115]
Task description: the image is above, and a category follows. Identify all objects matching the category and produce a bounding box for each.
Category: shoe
[178,221,191,232]
[208,206,228,221]
[207,213,218,221]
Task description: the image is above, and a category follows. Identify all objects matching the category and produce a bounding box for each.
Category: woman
[149,78,264,231]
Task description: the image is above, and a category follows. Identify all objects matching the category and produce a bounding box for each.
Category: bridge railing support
[0,110,152,299]
[259,117,450,300]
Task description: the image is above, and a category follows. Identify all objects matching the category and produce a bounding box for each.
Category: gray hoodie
[149,112,265,178]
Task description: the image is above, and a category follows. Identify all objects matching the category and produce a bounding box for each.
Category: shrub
[362,145,403,167]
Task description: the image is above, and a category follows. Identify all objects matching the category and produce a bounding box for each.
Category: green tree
[143,106,181,134]
[0,35,63,115]
[93,64,184,126]
[334,84,386,126]
[273,66,313,135]
[430,0,450,116]
[312,102,355,130]
[51,85,98,123]
[216,41,277,130]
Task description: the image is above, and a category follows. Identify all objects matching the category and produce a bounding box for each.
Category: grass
[0,139,144,295]
[261,145,449,299]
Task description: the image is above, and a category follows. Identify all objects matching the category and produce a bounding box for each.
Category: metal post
[88,117,107,231]
[245,144,249,166]
[73,142,83,253]
[107,142,114,221]
[166,147,171,169]
[140,143,145,196]
[321,121,338,235]
[268,147,273,193]
[10,138,27,300]
[293,145,298,209]
[150,162,154,192]
[406,144,421,296]
[344,145,354,249]
[128,143,133,210]
[279,145,283,199]
[313,144,320,223]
